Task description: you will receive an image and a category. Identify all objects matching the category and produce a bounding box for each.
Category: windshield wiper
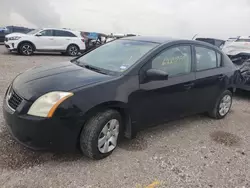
[81,64,108,75]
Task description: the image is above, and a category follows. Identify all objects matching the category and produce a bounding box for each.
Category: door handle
[218,74,225,80]
[184,82,194,90]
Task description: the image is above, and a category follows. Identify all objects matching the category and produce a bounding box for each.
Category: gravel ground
[0,46,250,188]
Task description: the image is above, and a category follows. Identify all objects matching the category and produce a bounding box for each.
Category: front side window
[39,30,53,37]
[195,46,217,71]
[27,29,41,35]
[77,39,158,73]
[151,46,192,77]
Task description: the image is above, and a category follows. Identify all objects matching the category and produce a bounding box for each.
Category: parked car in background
[0,26,34,43]
[222,36,250,91]
[222,36,250,64]
[0,27,9,43]
[81,31,107,51]
[4,28,86,56]
[3,36,238,159]
[195,38,225,49]
[80,32,138,52]
[224,37,239,48]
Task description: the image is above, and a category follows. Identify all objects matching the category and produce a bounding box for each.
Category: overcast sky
[1,0,250,39]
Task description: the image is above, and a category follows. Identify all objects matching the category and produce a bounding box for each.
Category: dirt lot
[0,46,250,188]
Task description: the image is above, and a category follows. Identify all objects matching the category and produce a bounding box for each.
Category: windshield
[77,39,158,73]
[27,29,41,35]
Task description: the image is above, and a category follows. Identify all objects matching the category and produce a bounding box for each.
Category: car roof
[121,36,175,44]
[42,28,79,32]
[120,36,220,49]
[196,37,225,42]
[239,36,250,39]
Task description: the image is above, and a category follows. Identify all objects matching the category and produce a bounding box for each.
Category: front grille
[5,37,8,42]
[6,88,23,110]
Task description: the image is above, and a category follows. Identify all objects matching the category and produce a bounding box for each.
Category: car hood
[12,61,113,101]
[6,32,27,37]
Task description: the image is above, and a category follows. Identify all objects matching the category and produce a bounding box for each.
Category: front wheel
[19,43,34,56]
[209,90,233,119]
[80,110,122,160]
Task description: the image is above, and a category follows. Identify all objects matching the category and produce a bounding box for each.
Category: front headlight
[9,36,21,40]
[27,91,74,118]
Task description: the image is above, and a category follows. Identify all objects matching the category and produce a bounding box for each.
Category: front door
[33,29,56,50]
[129,45,196,127]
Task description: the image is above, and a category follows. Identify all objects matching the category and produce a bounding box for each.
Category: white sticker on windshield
[120,65,127,71]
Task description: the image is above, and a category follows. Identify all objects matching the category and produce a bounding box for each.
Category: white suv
[4,28,86,56]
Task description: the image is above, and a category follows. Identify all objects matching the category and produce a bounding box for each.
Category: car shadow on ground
[1,51,66,56]
[235,89,250,99]
[0,126,86,170]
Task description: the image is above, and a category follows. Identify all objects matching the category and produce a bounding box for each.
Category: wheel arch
[67,43,80,50]
[227,87,236,94]
[17,41,36,51]
[76,101,135,148]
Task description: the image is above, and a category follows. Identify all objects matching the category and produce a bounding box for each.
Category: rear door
[33,29,55,50]
[193,45,227,112]
[53,30,77,50]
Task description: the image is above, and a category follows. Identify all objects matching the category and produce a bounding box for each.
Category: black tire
[208,90,233,119]
[19,42,34,56]
[67,44,79,56]
[80,109,122,160]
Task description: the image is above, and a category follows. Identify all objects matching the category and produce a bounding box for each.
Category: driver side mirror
[146,69,168,81]
[35,33,42,37]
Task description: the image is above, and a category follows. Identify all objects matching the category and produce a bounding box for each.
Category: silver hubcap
[98,119,119,153]
[69,46,78,55]
[22,45,32,55]
[219,95,232,116]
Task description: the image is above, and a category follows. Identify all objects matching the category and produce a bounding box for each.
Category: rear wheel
[80,109,122,160]
[19,43,34,56]
[209,90,232,119]
[67,44,79,56]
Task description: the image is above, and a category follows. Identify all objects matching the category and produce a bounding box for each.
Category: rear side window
[195,46,218,71]
[54,30,76,37]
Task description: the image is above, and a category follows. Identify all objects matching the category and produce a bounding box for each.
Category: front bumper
[3,95,81,152]
[4,40,18,51]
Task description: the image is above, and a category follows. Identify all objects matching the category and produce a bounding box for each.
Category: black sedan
[3,36,238,159]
